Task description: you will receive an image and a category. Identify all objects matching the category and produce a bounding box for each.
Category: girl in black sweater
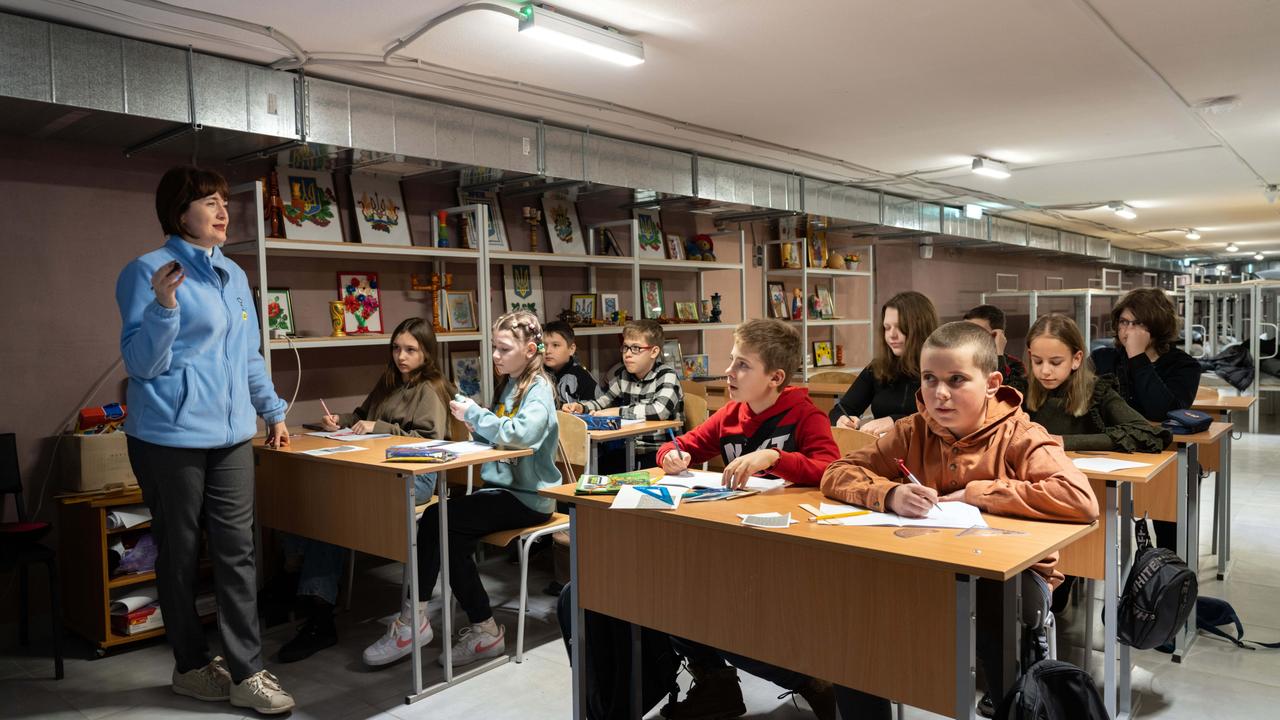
[830,291,938,434]
[1090,288,1200,421]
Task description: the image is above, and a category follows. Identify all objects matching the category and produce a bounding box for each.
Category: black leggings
[415,488,549,623]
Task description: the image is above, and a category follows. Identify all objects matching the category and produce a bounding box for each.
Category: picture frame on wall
[458,190,509,250]
[816,285,836,319]
[600,293,621,321]
[778,216,802,269]
[633,209,666,260]
[571,293,597,322]
[449,350,483,402]
[349,173,412,246]
[503,264,545,317]
[640,278,664,320]
[681,354,711,380]
[812,341,835,367]
[278,168,346,243]
[337,271,383,334]
[674,301,699,322]
[541,192,588,255]
[261,288,295,336]
[807,235,827,268]
[662,340,683,370]
[444,290,478,332]
[665,234,685,261]
[767,282,787,319]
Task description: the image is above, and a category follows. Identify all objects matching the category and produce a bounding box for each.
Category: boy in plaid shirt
[563,319,683,471]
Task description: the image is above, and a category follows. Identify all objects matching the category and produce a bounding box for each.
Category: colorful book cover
[575,471,655,495]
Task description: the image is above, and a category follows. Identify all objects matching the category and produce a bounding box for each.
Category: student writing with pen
[829,291,938,435]
[820,322,1098,719]
[653,320,841,719]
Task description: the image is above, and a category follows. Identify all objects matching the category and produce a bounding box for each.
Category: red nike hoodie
[655,387,839,486]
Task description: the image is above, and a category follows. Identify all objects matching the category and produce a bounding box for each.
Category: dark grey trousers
[127,436,262,682]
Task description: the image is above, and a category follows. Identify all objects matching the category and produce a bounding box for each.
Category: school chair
[806,370,856,386]
[680,380,708,398]
[681,394,711,470]
[0,433,64,680]
[479,411,586,662]
[832,426,878,456]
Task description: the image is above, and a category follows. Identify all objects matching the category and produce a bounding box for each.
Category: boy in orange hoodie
[656,319,840,720]
[821,321,1098,718]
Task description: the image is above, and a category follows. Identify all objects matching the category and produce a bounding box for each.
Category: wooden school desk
[1062,449,1176,719]
[254,432,531,704]
[585,419,682,474]
[544,483,1093,720]
[1191,394,1253,581]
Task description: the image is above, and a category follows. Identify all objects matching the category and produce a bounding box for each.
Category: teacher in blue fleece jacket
[116,166,294,715]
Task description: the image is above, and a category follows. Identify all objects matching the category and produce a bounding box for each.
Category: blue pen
[668,428,686,460]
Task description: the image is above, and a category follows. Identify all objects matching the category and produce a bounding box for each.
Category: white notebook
[810,501,988,529]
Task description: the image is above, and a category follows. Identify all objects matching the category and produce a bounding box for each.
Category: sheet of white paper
[610,484,682,510]
[737,512,797,528]
[435,440,496,455]
[659,470,789,492]
[619,418,645,426]
[813,501,987,529]
[105,505,152,529]
[301,445,364,456]
[110,587,159,614]
[1072,457,1152,473]
[394,439,447,449]
[304,431,392,441]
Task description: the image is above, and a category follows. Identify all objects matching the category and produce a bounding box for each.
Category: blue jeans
[283,472,437,605]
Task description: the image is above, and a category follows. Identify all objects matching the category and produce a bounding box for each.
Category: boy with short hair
[653,319,840,720]
[964,304,1027,387]
[542,320,600,408]
[563,319,682,470]
[821,321,1098,719]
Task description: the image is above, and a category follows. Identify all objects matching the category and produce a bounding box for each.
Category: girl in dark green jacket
[1025,314,1170,453]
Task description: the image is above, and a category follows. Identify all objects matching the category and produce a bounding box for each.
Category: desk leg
[955,574,976,720]
[626,438,635,472]
[997,574,1022,703]
[589,441,598,477]
[405,475,424,699]
[440,475,454,683]
[1173,443,1199,662]
[630,623,643,719]
[570,507,585,720]
[1104,481,1119,718]
[1119,483,1134,719]
[1218,430,1232,580]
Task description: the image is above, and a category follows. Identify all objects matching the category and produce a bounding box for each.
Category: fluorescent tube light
[1185,229,1201,240]
[970,157,1011,179]
[1255,253,1266,261]
[964,204,984,219]
[1226,243,1239,252]
[518,4,644,67]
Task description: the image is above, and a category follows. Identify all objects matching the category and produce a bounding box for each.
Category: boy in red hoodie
[655,319,839,720]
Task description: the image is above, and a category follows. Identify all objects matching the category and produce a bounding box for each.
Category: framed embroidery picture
[665,234,685,261]
[503,264,545,317]
[449,350,483,402]
[816,285,836,319]
[337,272,383,334]
[812,341,835,367]
[259,288,295,335]
[458,190,509,250]
[541,192,588,255]
[674,301,699,322]
[633,209,666,260]
[571,293,596,322]
[600,293,620,322]
[444,290,478,332]
[640,278,664,320]
[349,173,411,246]
[278,168,345,243]
[767,282,787,319]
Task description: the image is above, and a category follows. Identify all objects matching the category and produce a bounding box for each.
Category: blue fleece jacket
[464,375,560,513]
[116,235,286,449]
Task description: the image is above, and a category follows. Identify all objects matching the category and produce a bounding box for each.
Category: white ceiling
[6,0,1280,261]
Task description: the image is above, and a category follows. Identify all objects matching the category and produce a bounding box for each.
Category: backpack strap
[1133,514,1153,552]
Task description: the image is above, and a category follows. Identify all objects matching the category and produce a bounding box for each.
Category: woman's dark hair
[366,317,457,411]
[1111,288,1180,354]
[155,165,229,238]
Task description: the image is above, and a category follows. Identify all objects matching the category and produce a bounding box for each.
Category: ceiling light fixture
[1255,253,1266,261]
[1226,243,1240,252]
[1108,201,1137,220]
[964,204,984,219]
[970,157,1011,179]
[1185,229,1201,240]
[517,3,644,66]
[1266,185,1280,204]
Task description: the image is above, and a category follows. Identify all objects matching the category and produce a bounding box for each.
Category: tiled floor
[4,432,1279,719]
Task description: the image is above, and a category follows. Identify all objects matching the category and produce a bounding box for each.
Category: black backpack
[556,584,680,720]
[1118,516,1198,649]
[1196,596,1280,650]
[994,659,1108,720]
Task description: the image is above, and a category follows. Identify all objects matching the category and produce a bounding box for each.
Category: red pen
[895,457,938,509]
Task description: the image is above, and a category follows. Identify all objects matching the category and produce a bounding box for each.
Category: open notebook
[804,501,988,529]
[658,469,788,492]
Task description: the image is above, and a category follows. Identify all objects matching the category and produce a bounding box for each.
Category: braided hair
[491,311,554,411]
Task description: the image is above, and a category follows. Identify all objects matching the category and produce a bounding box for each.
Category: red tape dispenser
[78,403,127,435]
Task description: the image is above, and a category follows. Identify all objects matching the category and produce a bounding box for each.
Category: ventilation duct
[804,180,879,224]
[991,217,1029,247]
[695,156,800,211]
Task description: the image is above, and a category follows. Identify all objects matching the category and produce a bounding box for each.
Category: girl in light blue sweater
[362,311,561,668]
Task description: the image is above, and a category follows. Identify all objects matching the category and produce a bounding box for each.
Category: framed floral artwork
[450,350,483,402]
[541,192,588,255]
[813,341,835,367]
[278,168,346,243]
[633,209,666,260]
[675,301,699,322]
[349,173,412,246]
[444,290,477,332]
[665,234,686,261]
[571,293,596,322]
[336,271,383,334]
[640,278,664,320]
[263,288,295,335]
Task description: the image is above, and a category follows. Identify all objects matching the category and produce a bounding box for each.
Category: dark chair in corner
[0,432,64,679]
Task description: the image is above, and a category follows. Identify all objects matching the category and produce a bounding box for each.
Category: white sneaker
[363,599,433,667]
[439,620,505,667]
[171,655,230,701]
[230,669,295,715]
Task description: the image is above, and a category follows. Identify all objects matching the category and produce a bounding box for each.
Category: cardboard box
[59,432,137,493]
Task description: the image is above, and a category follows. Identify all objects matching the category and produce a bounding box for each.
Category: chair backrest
[807,371,856,386]
[682,393,709,434]
[832,426,878,456]
[680,380,708,398]
[0,433,25,520]
[555,411,590,481]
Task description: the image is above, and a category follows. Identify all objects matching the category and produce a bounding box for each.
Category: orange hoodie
[821,386,1098,588]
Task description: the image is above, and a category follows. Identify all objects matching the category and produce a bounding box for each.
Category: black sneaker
[659,666,745,720]
[277,601,337,663]
[977,692,995,718]
[795,678,836,720]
